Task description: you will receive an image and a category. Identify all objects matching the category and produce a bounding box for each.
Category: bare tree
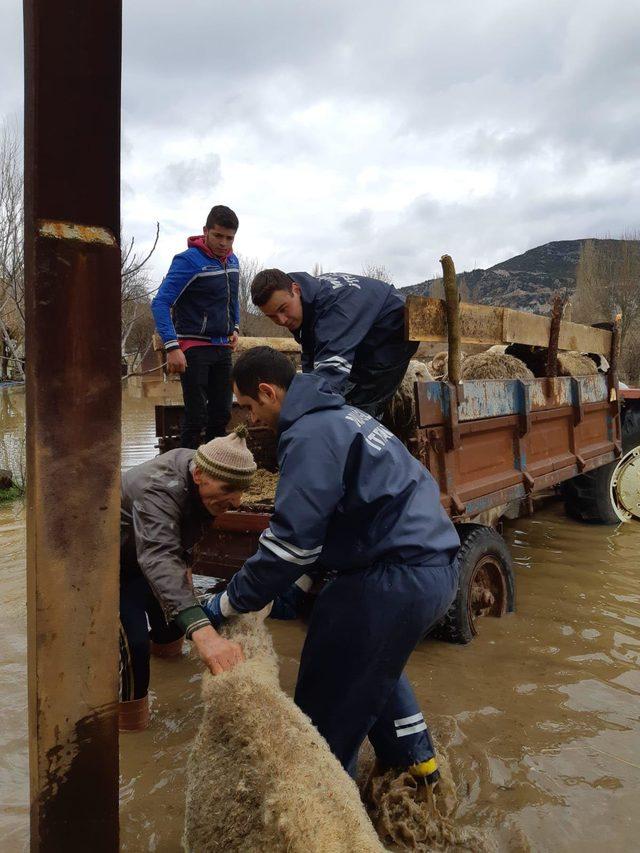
[0,119,25,381]
[311,261,324,277]
[361,263,393,284]
[236,253,263,334]
[120,223,159,370]
[234,254,291,338]
[0,115,160,379]
[573,236,640,382]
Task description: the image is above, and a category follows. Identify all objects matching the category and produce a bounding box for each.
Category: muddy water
[1,387,639,851]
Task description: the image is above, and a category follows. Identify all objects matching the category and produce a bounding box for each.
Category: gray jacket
[120,448,212,638]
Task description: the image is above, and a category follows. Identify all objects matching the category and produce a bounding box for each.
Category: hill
[401,239,634,313]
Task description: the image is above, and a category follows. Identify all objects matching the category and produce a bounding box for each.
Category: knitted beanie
[194,424,257,488]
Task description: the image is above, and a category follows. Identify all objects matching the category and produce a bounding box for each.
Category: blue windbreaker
[289,272,411,393]
[151,242,240,351]
[226,374,460,613]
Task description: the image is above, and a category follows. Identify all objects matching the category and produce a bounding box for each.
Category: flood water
[1,385,639,851]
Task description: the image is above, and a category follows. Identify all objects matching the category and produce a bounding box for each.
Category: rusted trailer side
[191,373,622,577]
[412,374,620,520]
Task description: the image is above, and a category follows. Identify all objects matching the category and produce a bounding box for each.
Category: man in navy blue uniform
[152,205,241,448]
[250,268,419,418]
[204,346,459,784]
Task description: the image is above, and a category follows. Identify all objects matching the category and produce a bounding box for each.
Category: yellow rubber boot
[409,757,440,785]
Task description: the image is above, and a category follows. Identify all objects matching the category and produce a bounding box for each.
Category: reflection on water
[1,387,640,851]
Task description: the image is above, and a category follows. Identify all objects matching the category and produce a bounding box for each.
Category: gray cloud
[159,154,221,198]
[3,0,639,284]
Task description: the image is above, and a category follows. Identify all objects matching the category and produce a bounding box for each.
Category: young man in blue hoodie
[250,268,419,418]
[203,346,460,784]
[152,205,241,448]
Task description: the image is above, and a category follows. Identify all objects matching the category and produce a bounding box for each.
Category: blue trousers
[294,560,458,777]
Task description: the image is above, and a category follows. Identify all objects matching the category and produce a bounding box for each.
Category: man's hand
[229,331,239,352]
[166,348,187,374]
[191,624,244,675]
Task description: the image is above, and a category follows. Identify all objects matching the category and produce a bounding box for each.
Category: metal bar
[24,1,122,850]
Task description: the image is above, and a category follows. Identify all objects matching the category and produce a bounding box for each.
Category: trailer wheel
[434,524,515,645]
[563,402,640,524]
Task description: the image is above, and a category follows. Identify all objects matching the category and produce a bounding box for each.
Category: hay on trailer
[460,352,534,381]
[242,469,279,507]
[384,360,433,444]
[183,613,385,853]
[557,351,598,377]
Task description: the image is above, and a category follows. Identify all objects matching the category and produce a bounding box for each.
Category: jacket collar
[278,373,345,435]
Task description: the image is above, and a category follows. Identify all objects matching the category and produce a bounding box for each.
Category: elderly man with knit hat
[118,425,256,731]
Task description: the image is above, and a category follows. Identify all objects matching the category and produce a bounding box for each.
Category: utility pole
[23,1,122,849]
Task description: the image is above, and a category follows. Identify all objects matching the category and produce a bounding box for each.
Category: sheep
[383,360,433,444]
[183,613,385,853]
[460,352,534,381]
[504,344,600,378]
[557,351,599,377]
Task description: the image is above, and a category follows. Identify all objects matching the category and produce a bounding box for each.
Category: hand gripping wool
[183,614,385,853]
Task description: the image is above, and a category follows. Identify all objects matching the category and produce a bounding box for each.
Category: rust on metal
[546,294,566,377]
[38,219,117,245]
[24,0,122,849]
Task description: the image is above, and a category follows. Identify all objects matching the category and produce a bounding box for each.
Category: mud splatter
[359,742,492,852]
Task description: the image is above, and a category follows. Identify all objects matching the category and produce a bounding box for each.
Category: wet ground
[1,386,639,851]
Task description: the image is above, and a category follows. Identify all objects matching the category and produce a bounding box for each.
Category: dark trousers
[119,573,184,701]
[179,345,233,448]
[294,560,458,777]
[345,341,419,419]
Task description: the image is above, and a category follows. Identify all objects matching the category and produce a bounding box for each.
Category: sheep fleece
[183,614,385,852]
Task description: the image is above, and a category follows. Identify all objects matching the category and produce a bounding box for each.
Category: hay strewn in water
[243,469,279,506]
[557,351,598,377]
[183,614,384,852]
[460,352,534,381]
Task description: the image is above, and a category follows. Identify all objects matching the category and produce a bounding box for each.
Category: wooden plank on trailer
[405,296,613,354]
[405,297,503,345]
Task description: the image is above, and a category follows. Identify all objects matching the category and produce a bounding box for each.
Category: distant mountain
[401,239,634,313]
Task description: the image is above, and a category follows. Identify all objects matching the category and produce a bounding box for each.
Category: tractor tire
[563,401,640,524]
[434,523,516,645]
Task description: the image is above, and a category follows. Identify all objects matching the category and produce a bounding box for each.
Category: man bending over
[203,346,459,784]
[250,268,418,418]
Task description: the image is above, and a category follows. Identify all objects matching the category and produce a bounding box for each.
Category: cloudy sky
[2,0,639,286]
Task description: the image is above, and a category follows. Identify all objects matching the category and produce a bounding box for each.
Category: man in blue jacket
[204,346,459,784]
[152,205,241,448]
[250,268,419,418]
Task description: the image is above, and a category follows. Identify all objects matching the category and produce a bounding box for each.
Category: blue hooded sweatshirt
[151,238,240,350]
[225,374,460,613]
[289,271,414,394]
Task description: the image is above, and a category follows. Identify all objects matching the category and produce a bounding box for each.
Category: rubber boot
[409,757,440,786]
[150,636,184,658]
[119,695,150,732]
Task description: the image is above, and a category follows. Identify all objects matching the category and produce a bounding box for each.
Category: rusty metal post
[23,1,122,850]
